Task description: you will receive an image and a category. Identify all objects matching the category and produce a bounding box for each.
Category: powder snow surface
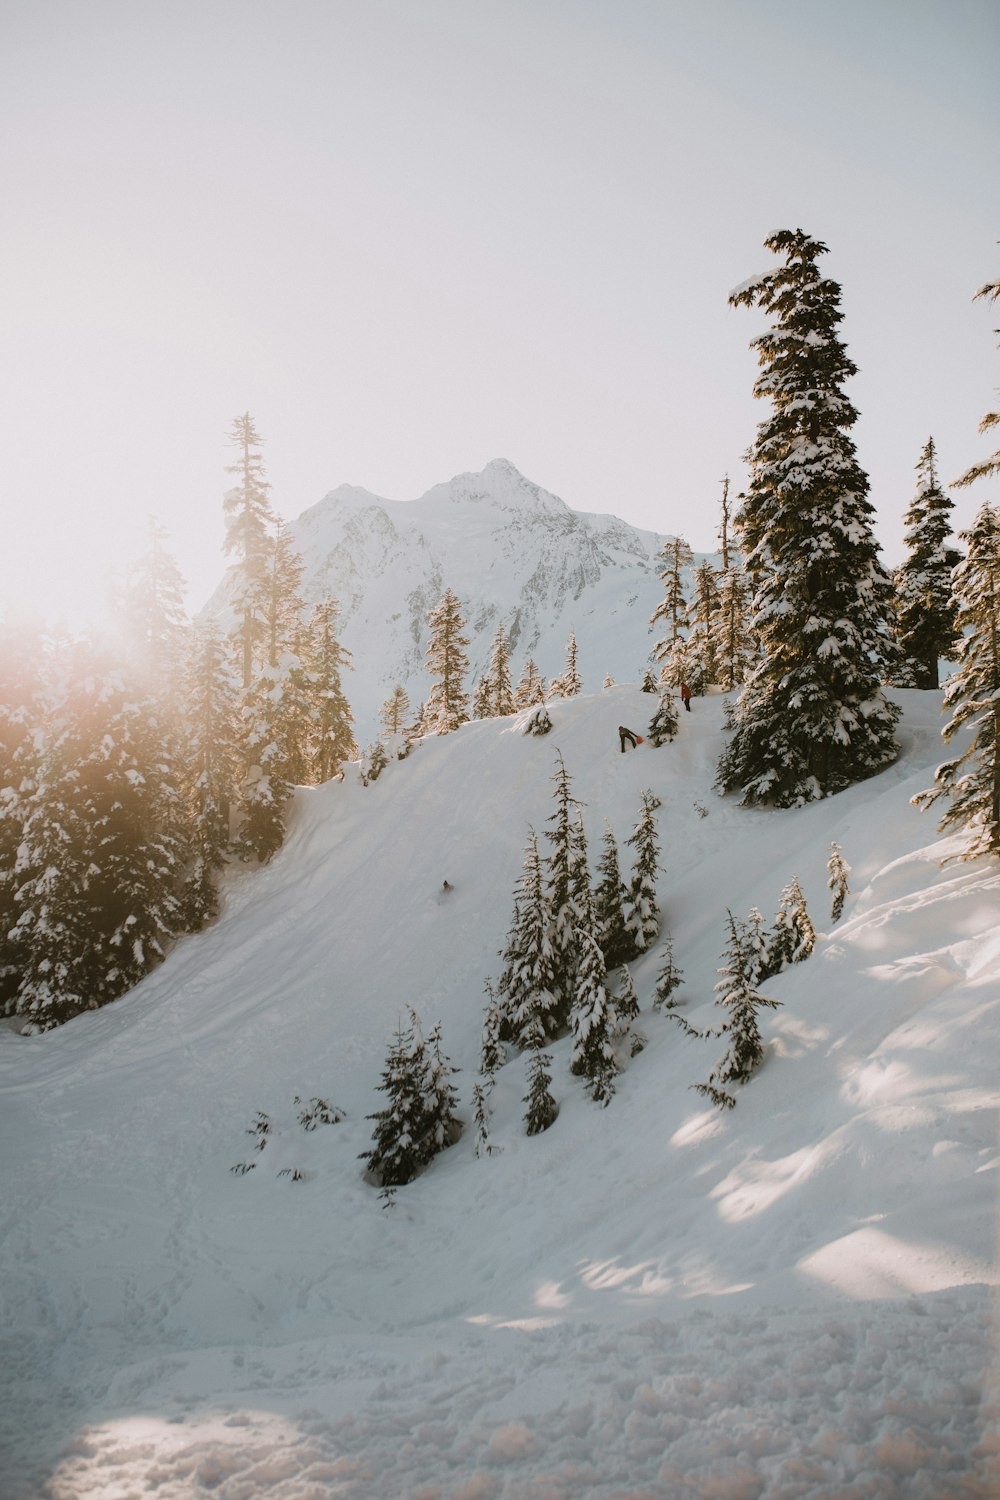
[1,688,998,1498]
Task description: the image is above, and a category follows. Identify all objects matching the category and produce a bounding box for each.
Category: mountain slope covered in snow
[209,459,704,738]
[1,687,998,1498]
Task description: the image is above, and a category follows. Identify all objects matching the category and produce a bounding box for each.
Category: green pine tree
[717,230,900,807]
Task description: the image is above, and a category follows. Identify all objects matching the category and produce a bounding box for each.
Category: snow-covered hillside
[2,688,998,1498]
[207,459,706,738]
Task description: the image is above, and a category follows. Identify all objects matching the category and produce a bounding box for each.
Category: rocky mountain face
[220,459,708,739]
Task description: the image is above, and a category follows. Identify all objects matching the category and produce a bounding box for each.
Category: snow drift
[1,687,998,1498]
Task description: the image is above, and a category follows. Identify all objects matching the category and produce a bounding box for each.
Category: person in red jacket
[680,682,692,712]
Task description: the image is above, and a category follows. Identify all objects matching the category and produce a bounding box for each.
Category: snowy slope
[206,459,705,739]
[1,688,999,1498]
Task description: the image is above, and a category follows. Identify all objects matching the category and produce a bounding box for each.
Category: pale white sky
[1,0,997,628]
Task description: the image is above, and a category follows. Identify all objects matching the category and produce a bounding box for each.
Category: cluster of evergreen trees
[479,756,664,1113]
[0,414,355,1029]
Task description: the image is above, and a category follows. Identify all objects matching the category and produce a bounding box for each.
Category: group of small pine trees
[378,602,587,747]
[476,755,664,1122]
[0,414,356,1030]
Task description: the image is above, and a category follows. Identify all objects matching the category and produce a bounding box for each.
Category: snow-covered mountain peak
[224,460,688,737]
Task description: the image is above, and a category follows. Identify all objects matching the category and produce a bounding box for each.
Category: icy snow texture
[1,688,998,1498]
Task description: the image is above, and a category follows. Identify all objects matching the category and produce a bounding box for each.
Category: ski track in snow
[2,688,999,1498]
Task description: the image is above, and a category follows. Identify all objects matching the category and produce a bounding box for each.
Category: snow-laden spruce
[914,501,1000,860]
[892,438,961,688]
[717,229,900,807]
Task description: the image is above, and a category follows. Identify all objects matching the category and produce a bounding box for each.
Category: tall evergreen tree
[953,277,1000,491]
[496,830,560,1047]
[713,565,755,693]
[423,589,470,734]
[717,230,900,807]
[592,822,633,969]
[480,978,508,1074]
[647,691,679,747]
[650,536,693,680]
[485,622,515,718]
[182,623,241,927]
[380,684,411,738]
[684,561,721,693]
[550,631,581,699]
[545,753,585,1023]
[624,789,661,954]
[362,1014,428,1188]
[223,413,277,689]
[652,935,684,1010]
[234,664,293,862]
[569,931,618,1105]
[913,502,1000,860]
[694,912,781,1110]
[303,597,354,782]
[523,1048,558,1135]
[893,438,961,688]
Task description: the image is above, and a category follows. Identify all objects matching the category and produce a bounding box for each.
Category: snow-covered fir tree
[472,670,493,721]
[302,597,354,782]
[423,588,470,734]
[496,829,560,1047]
[13,649,185,1025]
[484,621,515,718]
[234,665,293,862]
[717,230,900,807]
[182,623,241,928]
[550,631,581,699]
[472,1076,496,1157]
[624,789,661,954]
[362,1014,428,1188]
[262,526,306,671]
[913,501,1000,860]
[647,691,679,747]
[603,673,616,689]
[419,1021,462,1163]
[684,560,721,693]
[480,979,508,1073]
[523,1048,558,1135]
[827,842,851,923]
[744,906,771,985]
[362,1011,459,1187]
[650,536,693,682]
[641,666,658,693]
[694,911,782,1110]
[592,822,633,970]
[0,619,44,1011]
[769,876,816,970]
[223,413,277,689]
[380,684,411,738]
[953,276,1000,491]
[514,657,546,708]
[893,438,961,688]
[614,964,640,1029]
[569,931,618,1105]
[545,753,585,1024]
[713,564,755,693]
[652,934,684,1010]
